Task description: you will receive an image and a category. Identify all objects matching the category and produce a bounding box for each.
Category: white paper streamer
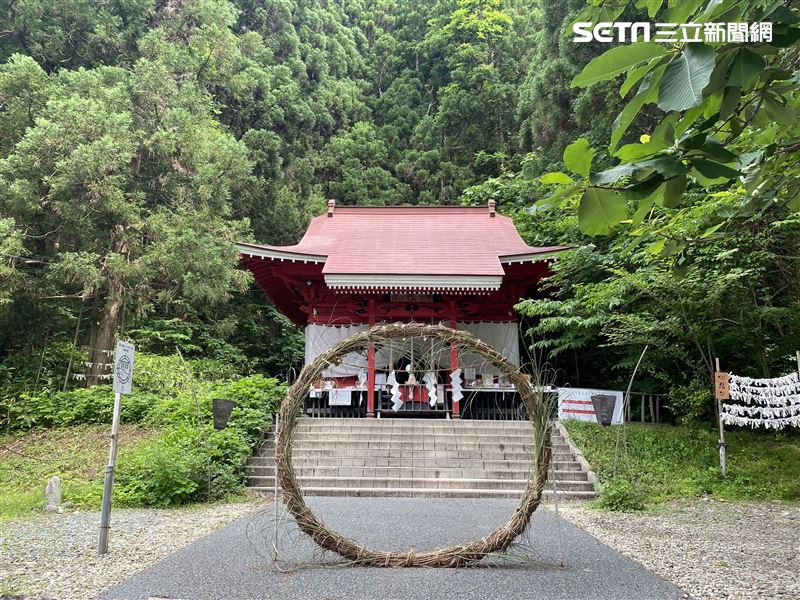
[722,371,800,429]
[388,370,402,412]
[424,371,437,407]
[450,368,463,406]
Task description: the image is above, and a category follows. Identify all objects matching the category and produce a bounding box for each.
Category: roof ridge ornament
[488,198,496,217]
[327,198,336,217]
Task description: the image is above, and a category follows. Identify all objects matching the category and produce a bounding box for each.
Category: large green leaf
[764,96,797,126]
[578,188,627,235]
[534,183,583,207]
[610,67,666,151]
[571,42,669,88]
[660,175,686,208]
[658,44,716,112]
[620,61,656,97]
[728,49,765,87]
[563,138,594,177]
[719,86,742,121]
[614,118,675,161]
[635,0,663,18]
[539,171,573,184]
[692,158,739,180]
[590,156,686,186]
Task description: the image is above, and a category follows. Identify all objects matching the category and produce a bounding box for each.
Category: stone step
[269,449,569,462]
[246,465,589,481]
[293,426,540,435]
[246,475,595,492]
[247,419,595,500]
[294,418,533,427]
[248,451,577,464]
[246,457,582,472]
[286,441,559,453]
[247,486,596,500]
[290,436,566,449]
[292,430,544,439]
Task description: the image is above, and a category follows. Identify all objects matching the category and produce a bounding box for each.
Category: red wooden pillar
[367,298,376,418]
[449,299,460,419]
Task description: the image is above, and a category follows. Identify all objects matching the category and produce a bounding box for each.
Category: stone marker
[45,475,62,508]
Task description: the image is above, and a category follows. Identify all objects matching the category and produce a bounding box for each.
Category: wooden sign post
[714,358,728,479]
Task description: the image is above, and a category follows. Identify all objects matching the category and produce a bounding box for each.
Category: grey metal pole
[98,391,122,554]
[271,412,280,562]
[715,358,727,479]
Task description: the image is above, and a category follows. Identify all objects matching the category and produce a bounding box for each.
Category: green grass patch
[563,421,800,509]
[0,425,159,520]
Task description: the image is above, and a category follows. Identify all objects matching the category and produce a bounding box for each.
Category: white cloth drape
[305,324,368,377]
[304,321,520,377]
[457,321,520,369]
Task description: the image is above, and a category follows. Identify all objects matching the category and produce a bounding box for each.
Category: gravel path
[0,500,265,600]
[557,499,800,600]
[4,496,796,600]
[100,497,683,600]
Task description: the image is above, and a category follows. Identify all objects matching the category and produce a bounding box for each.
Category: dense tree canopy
[1,0,798,423]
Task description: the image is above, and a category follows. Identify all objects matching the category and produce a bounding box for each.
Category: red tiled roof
[238,205,566,277]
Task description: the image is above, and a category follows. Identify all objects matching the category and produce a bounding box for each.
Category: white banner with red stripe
[557,387,624,425]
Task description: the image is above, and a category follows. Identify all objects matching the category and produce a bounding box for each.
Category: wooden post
[367,299,376,418]
[715,357,727,478]
[449,300,459,419]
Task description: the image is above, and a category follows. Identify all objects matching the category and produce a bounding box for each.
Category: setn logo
[573,21,772,44]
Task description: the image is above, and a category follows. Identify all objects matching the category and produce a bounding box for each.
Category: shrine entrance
[237,200,567,420]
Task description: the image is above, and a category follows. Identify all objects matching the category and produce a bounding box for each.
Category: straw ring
[275,322,552,567]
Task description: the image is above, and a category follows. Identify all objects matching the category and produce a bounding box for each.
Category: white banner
[558,387,624,425]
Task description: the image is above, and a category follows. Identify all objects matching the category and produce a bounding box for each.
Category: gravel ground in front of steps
[4,494,797,600]
[557,499,800,600]
[0,498,268,600]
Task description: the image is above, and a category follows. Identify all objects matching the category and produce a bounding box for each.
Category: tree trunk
[85,225,127,387]
[85,293,122,387]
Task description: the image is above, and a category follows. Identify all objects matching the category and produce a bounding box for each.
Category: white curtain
[305,324,368,377]
[457,321,520,369]
[304,321,520,377]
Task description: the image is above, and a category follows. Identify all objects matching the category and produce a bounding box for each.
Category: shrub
[115,435,202,507]
[133,354,241,396]
[223,375,285,442]
[668,377,713,424]
[115,424,252,506]
[142,375,285,442]
[3,386,164,431]
[593,477,646,512]
[0,349,247,434]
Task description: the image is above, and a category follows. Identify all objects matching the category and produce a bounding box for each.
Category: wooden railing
[625,392,670,424]
[302,388,670,422]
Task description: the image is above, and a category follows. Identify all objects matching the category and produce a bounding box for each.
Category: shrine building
[237,200,566,419]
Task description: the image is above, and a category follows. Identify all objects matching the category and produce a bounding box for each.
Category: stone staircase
[245,418,596,500]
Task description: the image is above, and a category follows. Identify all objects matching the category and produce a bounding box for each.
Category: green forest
[1,0,799,430]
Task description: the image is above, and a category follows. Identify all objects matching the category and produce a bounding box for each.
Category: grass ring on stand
[275,322,553,567]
